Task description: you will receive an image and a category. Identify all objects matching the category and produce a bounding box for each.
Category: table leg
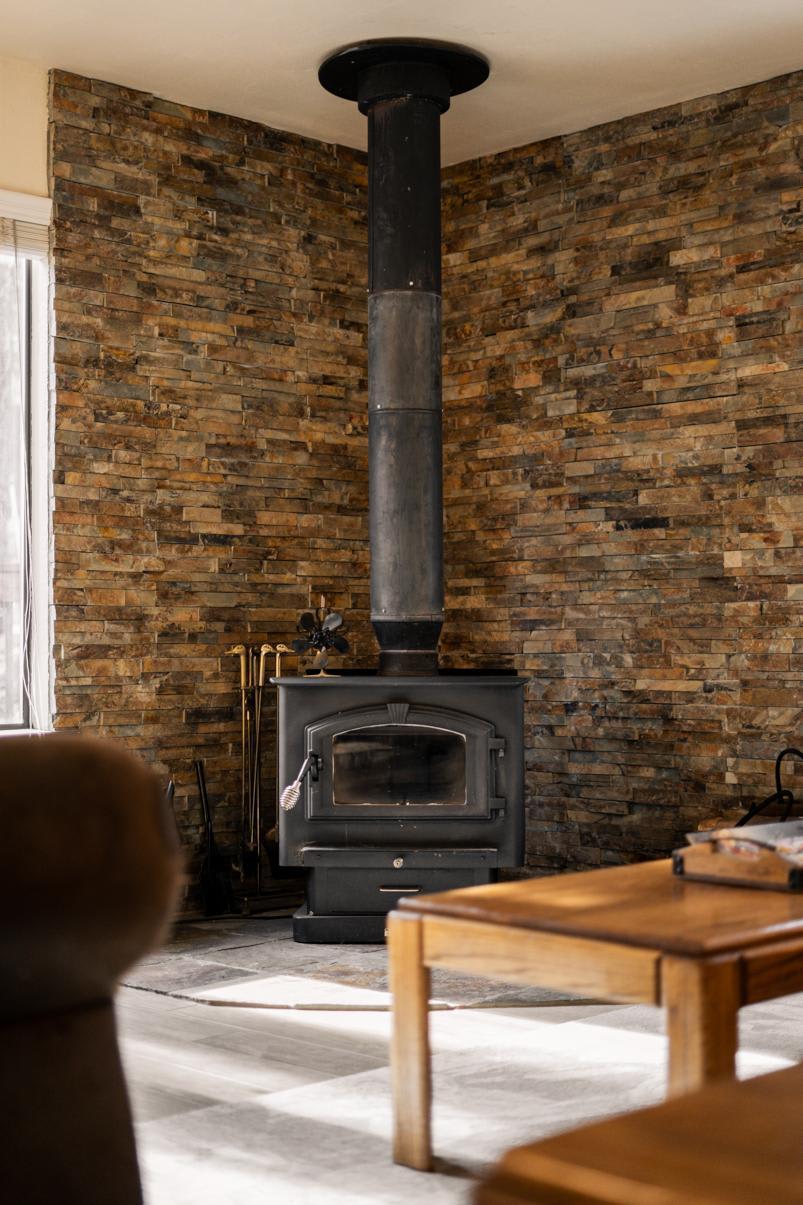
[662,954,741,1097]
[388,911,432,1170]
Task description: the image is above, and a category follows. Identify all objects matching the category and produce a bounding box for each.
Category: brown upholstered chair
[0,733,181,1205]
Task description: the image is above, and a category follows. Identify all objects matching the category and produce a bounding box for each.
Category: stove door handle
[280,753,318,811]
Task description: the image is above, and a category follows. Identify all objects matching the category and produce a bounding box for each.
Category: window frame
[0,190,52,732]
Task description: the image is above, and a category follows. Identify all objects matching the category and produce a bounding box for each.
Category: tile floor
[117,923,803,1205]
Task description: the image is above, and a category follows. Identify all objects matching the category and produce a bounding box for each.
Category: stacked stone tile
[49,71,370,889]
[50,68,802,889]
[441,72,803,870]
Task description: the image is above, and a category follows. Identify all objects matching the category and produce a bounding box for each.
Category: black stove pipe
[319,40,489,674]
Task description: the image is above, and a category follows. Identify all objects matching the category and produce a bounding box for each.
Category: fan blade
[322,612,343,631]
[298,612,316,631]
[292,638,311,653]
[332,635,349,653]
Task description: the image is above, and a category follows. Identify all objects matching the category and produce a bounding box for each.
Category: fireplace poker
[250,643,274,892]
[262,643,294,867]
[246,646,256,832]
[225,643,249,881]
[243,646,259,878]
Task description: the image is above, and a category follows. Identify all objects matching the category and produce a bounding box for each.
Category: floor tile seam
[119,1027,374,1063]
[124,1007,395,1055]
[123,1045,347,1093]
[120,1017,389,1057]
[131,1081,397,1133]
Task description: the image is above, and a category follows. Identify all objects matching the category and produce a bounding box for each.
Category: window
[0,207,50,729]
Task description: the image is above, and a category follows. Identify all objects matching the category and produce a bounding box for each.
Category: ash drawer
[306,865,492,916]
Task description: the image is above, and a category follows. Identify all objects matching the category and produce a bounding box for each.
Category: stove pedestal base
[292,904,389,944]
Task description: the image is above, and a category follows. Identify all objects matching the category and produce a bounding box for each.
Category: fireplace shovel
[194,759,234,916]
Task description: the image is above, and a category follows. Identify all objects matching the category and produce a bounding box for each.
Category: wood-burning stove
[275,672,525,941]
[274,40,527,942]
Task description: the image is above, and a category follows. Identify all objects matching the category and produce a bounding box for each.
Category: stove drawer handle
[378,885,422,894]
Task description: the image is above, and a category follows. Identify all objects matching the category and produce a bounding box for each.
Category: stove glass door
[332,725,466,808]
[303,702,502,820]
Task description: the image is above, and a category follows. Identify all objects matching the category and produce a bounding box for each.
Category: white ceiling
[5,0,803,164]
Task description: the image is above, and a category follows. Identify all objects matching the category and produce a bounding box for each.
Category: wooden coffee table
[387,859,803,1170]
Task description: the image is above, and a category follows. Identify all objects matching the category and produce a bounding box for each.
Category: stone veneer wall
[49,71,370,880]
[50,67,803,886]
[440,71,803,871]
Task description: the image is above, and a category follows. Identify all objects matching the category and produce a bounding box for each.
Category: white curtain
[0,219,28,725]
[0,217,48,727]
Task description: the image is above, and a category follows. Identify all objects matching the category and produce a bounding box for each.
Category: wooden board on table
[673,842,803,892]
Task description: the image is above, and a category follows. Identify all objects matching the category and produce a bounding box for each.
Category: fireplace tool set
[222,601,348,898]
[224,641,293,892]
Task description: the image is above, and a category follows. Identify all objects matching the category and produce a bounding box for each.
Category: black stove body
[275,40,527,942]
[274,672,525,942]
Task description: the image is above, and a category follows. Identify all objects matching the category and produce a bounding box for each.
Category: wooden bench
[388,859,803,1170]
[475,1060,803,1204]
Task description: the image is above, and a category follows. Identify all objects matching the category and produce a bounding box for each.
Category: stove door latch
[280,752,321,811]
[489,737,506,813]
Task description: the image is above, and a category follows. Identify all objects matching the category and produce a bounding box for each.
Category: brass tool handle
[258,643,273,688]
[225,643,248,689]
[274,644,293,678]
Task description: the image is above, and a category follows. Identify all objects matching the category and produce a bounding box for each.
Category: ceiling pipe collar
[357,61,452,114]
[319,38,490,103]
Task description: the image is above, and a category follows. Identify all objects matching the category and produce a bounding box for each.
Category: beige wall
[0,57,49,197]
